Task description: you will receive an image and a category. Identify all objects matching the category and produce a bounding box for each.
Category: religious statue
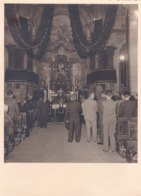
[58,45,65,55]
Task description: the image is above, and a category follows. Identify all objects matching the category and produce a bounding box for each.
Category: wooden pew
[4,115,15,155]
[116,117,128,158]
[126,118,137,162]
[116,117,138,162]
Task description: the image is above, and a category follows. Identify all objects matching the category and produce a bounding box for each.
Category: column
[128,6,138,96]
[6,45,24,69]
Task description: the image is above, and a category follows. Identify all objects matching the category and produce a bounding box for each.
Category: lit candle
[87,28,90,38]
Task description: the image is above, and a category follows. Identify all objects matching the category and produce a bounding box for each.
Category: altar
[47,103,66,123]
[45,54,79,122]
[47,90,79,122]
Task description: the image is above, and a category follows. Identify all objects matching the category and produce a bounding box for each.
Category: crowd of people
[4,90,50,143]
[4,87,137,153]
[65,89,137,152]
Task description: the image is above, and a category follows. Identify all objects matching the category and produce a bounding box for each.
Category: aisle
[5,124,126,163]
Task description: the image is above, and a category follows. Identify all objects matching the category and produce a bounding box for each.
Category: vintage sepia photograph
[4,4,138,163]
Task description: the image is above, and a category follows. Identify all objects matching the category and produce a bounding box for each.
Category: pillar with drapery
[68,5,118,59]
[5,4,55,59]
[5,4,117,60]
[5,4,118,99]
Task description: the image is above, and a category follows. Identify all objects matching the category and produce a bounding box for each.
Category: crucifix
[58,88,63,97]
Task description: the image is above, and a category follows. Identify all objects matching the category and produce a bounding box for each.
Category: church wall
[4,4,137,97]
[129,6,138,96]
[86,5,128,93]
[4,23,39,100]
[4,19,16,72]
[106,5,126,93]
[106,5,138,96]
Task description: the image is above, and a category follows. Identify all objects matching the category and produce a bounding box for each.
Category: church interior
[4,4,138,163]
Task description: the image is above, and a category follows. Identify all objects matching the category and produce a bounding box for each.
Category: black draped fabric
[91,19,103,43]
[18,17,34,58]
[5,4,117,59]
[87,69,117,85]
[89,19,103,57]
[5,69,39,85]
[69,5,118,58]
[5,4,54,59]
[5,5,27,48]
[19,17,30,43]
[69,5,88,58]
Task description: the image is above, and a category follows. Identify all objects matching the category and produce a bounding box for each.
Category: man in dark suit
[37,99,49,128]
[65,93,82,142]
[96,92,107,144]
[118,91,137,117]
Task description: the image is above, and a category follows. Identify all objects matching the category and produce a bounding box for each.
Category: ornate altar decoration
[46,53,73,122]
[50,54,72,95]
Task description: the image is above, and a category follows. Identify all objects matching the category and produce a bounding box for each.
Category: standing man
[5,90,19,120]
[37,99,49,128]
[82,91,97,142]
[96,92,107,144]
[102,90,117,152]
[65,93,82,142]
[118,91,137,137]
[95,83,103,100]
[118,91,137,117]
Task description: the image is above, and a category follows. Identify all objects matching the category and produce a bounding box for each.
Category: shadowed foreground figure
[118,91,137,139]
[4,104,15,143]
[65,93,82,142]
[5,90,19,119]
[96,92,107,144]
[118,91,137,118]
[37,99,49,128]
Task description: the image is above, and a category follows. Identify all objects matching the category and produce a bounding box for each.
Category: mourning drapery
[5,69,39,85]
[91,19,103,43]
[5,4,117,59]
[69,5,118,58]
[5,4,54,59]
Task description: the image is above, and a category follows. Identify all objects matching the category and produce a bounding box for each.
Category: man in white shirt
[102,90,117,152]
[82,92,97,142]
